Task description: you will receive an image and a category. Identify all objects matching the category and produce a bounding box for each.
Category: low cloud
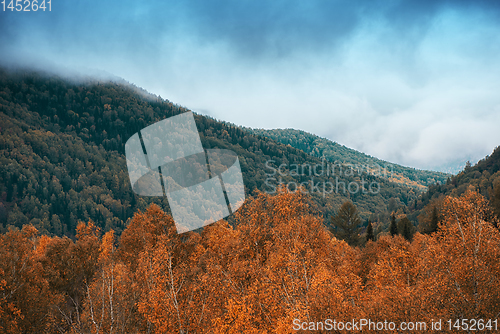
[2,0,500,173]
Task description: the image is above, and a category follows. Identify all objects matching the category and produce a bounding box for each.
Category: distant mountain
[247,128,451,191]
[415,145,500,221]
[408,146,500,235]
[427,159,471,175]
[0,68,423,236]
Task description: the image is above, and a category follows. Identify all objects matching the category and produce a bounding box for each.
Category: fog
[2,0,500,172]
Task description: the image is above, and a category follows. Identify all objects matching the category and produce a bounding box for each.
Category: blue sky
[2,0,500,172]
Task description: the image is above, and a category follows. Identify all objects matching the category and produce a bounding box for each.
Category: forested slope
[415,146,500,230]
[1,68,419,236]
[249,128,451,191]
[1,68,500,334]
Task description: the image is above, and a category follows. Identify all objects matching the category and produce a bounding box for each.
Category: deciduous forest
[1,189,499,333]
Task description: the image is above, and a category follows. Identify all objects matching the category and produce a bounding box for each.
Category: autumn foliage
[1,189,500,333]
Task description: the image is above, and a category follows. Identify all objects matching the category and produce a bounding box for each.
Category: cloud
[1,0,500,172]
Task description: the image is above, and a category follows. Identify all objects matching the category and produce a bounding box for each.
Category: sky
[2,0,500,173]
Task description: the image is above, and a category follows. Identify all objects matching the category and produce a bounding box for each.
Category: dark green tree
[399,216,413,241]
[330,201,362,246]
[366,220,375,242]
[390,213,398,236]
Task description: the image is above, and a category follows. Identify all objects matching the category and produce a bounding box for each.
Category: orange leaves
[136,230,207,333]
[211,298,261,334]
[76,220,99,242]
[439,189,499,255]
[128,189,500,332]
[117,204,177,271]
[80,230,134,334]
[2,188,500,333]
[202,188,362,331]
[0,225,56,333]
[98,230,115,264]
[436,190,500,318]
[0,268,22,334]
[361,190,500,329]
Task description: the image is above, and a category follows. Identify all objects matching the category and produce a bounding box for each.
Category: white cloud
[2,1,500,173]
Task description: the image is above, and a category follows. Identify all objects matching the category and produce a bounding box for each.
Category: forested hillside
[249,128,451,191]
[414,146,500,232]
[0,68,421,236]
[1,68,500,334]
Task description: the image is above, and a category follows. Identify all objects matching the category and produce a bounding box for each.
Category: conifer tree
[399,217,413,241]
[330,201,362,246]
[366,221,375,242]
[390,214,398,236]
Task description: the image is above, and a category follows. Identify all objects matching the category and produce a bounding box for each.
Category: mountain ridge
[0,68,434,236]
[414,145,500,228]
[247,127,451,192]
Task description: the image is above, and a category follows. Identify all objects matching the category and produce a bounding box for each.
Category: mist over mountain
[2,1,500,331]
[1,68,431,236]
[413,145,500,229]
[2,0,500,172]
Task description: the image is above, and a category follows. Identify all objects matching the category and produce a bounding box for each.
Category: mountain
[1,68,423,237]
[413,145,500,229]
[247,128,451,191]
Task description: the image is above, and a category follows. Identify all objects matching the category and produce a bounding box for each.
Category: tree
[417,198,444,234]
[224,188,362,332]
[366,221,375,242]
[0,225,58,333]
[363,235,438,326]
[398,216,413,241]
[80,230,136,334]
[435,190,500,317]
[136,230,206,334]
[488,176,500,220]
[429,207,439,234]
[390,214,398,236]
[330,201,362,246]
